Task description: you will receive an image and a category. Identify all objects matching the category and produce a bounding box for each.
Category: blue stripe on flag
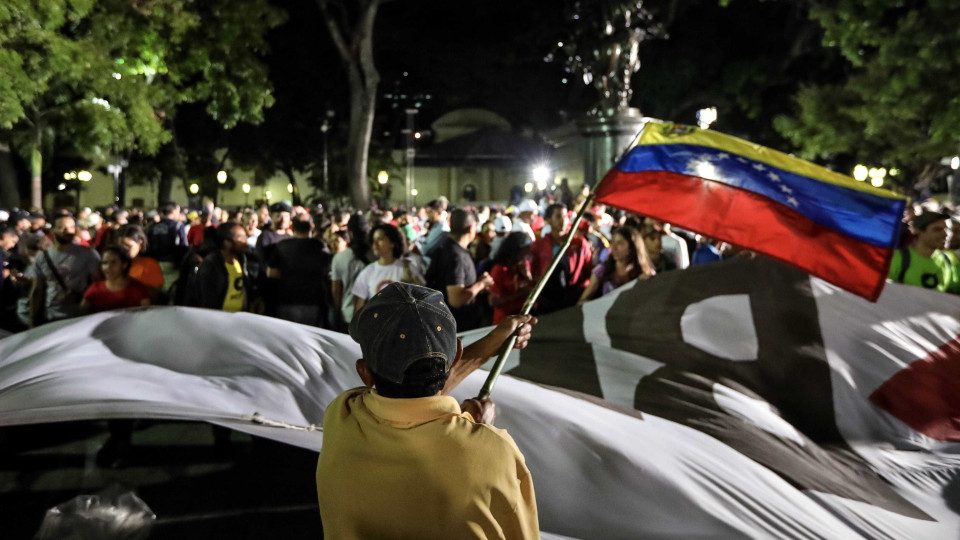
[615,144,903,248]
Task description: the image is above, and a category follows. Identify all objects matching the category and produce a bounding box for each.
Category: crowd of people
[2,187,960,336]
[3,186,960,537]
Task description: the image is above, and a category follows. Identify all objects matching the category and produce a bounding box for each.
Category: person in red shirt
[488,232,534,324]
[93,209,128,252]
[81,246,151,314]
[530,203,593,315]
[187,209,215,246]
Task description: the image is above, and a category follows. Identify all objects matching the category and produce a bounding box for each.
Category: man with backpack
[888,209,960,294]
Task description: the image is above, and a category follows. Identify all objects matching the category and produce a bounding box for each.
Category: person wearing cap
[512,200,538,242]
[317,282,540,539]
[888,209,960,294]
[490,214,513,261]
[330,213,373,330]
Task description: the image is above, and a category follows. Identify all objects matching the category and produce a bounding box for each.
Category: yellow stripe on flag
[636,122,907,200]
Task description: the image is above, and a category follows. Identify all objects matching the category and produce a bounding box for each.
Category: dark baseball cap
[269,202,293,213]
[349,282,458,384]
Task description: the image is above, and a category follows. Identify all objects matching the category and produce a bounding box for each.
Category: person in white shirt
[352,223,411,312]
[512,199,538,242]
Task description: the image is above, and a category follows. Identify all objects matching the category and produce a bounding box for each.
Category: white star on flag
[768,172,781,182]
[753,163,767,171]
[787,196,799,207]
[717,153,730,160]
[780,185,793,194]
[735,157,748,163]
[698,154,713,162]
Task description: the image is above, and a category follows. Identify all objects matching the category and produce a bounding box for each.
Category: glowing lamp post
[532,165,550,191]
[697,107,718,129]
[242,183,251,205]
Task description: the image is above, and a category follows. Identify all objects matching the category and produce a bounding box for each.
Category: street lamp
[404,108,418,207]
[217,170,227,184]
[242,183,251,205]
[853,165,868,181]
[321,109,335,194]
[532,165,550,191]
[378,170,389,184]
[868,167,886,188]
[77,170,92,182]
[697,107,718,129]
[287,183,294,193]
[265,190,272,200]
[189,183,199,194]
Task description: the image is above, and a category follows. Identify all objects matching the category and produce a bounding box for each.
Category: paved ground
[0,421,322,539]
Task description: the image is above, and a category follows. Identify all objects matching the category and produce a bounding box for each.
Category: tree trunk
[346,67,376,208]
[0,143,21,209]
[318,0,383,210]
[29,127,42,211]
[282,165,302,206]
[157,171,174,206]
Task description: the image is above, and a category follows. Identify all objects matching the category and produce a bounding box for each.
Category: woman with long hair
[351,223,414,312]
[115,224,164,290]
[578,224,654,304]
[80,246,152,314]
[488,232,534,324]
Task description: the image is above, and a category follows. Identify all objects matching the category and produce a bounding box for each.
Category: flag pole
[476,118,655,400]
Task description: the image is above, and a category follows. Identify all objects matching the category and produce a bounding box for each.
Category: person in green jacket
[888,210,960,294]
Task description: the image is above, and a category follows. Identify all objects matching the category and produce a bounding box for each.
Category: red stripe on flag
[869,336,960,442]
[594,170,891,300]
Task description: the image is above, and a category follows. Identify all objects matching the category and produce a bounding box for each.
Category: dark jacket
[193,249,252,311]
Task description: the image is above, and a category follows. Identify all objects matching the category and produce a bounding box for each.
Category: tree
[772,0,960,186]
[316,0,393,208]
[0,0,284,209]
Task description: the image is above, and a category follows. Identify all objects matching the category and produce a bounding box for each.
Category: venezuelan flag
[594,121,907,301]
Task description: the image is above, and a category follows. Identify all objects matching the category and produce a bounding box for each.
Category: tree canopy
[771,0,960,184]
[0,0,284,207]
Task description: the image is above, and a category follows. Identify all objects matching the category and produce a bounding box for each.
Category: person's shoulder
[129,279,152,294]
[324,387,369,420]
[84,279,106,296]
[451,416,526,461]
[940,249,960,265]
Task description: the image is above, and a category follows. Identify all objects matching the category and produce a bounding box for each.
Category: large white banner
[1,257,958,539]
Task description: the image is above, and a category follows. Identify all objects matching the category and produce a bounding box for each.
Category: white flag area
[1,257,958,539]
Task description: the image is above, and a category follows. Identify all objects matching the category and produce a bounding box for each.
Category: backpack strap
[43,250,72,293]
[896,247,910,284]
